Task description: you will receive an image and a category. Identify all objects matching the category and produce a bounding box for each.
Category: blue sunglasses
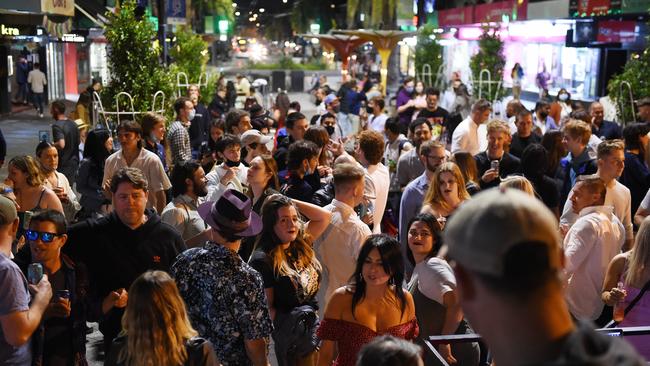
[26,230,60,243]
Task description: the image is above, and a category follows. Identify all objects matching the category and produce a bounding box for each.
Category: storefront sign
[597,20,637,42]
[570,0,622,16]
[475,0,528,23]
[0,24,38,38]
[41,0,75,17]
[438,6,473,27]
[166,0,187,25]
[61,33,85,43]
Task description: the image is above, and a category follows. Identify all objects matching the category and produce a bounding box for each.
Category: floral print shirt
[171,242,273,366]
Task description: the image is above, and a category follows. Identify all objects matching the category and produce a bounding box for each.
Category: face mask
[539,111,549,119]
[325,125,335,136]
[559,94,569,102]
[225,159,239,168]
[332,105,341,114]
[188,109,196,120]
[366,106,373,114]
[150,132,160,143]
[405,86,414,93]
[415,86,424,94]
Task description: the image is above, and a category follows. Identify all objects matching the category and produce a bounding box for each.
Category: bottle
[613,281,627,322]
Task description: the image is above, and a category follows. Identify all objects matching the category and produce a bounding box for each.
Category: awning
[74,0,110,27]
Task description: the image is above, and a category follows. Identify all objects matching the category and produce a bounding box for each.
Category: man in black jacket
[475,120,521,189]
[63,167,185,352]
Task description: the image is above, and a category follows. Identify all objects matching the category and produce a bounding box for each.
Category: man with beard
[397,118,433,188]
[162,160,209,244]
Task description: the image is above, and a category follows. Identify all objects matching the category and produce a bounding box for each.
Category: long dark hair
[350,235,406,319]
[84,129,112,166]
[405,213,443,266]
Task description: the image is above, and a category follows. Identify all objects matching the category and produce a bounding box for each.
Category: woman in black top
[521,144,560,218]
[249,194,331,365]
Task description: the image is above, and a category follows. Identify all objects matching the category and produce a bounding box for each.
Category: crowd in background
[1,69,650,366]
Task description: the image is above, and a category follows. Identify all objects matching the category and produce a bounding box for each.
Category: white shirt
[368,114,388,133]
[44,171,80,221]
[451,116,487,155]
[103,148,172,210]
[564,205,625,320]
[206,163,248,202]
[639,188,650,211]
[366,163,390,234]
[27,69,47,93]
[561,179,633,242]
[161,194,206,241]
[316,199,371,309]
[409,257,456,304]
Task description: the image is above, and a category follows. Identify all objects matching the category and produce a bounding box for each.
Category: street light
[260,8,265,13]
[232,3,237,7]
[235,11,240,16]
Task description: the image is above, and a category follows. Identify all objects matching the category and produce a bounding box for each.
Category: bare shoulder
[402,289,416,319]
[324,286,353,318]
[609,252,629,270]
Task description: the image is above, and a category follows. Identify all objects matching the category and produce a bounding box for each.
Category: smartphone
[491,160,500,175]
[27,263,43,285]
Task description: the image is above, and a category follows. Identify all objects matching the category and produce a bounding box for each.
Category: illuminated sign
[1,25,19,36]
[61,33,86,43]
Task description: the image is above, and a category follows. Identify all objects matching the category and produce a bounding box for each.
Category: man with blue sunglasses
[0,196,52,365]
[14,209,91,365]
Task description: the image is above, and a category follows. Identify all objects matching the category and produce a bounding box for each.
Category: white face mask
[559,94,569,102]
[188,108,196,121]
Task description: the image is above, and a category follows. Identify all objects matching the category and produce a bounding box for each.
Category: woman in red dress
[317,235,418,366]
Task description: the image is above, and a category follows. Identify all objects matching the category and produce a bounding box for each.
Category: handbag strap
[623,277,650,316]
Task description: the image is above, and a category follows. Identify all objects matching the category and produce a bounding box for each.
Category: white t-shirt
[27,69,47,93]
[560,179,633,241]
[368,114,388,133]
[103,148,172,209]
[206,163,248,202]
[451,116,487,155]
[564,206,625,320]
[410,257,456,304]
[366,163,390,234]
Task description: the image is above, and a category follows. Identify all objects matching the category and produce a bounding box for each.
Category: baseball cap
[0,195,17,226]
[323,93,338,106]
[636,97,650,107]
[241,129,272,147]
[443,188,561,278]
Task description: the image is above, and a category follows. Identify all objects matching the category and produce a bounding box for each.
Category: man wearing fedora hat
[172,189,272,366]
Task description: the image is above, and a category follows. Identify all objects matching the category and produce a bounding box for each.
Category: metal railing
[618,81,636,124]
[424,326,650,366]
[92,90,167,136]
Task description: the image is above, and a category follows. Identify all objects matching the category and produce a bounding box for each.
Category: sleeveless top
[617,265,650,359]
[316,318,418,366]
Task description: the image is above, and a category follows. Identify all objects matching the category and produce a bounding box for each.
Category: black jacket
[273,135,295,172]
[63,210,186,349]
[474,151,521,189]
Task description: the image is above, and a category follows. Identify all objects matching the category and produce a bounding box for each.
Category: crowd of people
[1,72,650,366]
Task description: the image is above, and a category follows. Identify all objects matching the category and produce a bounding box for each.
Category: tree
[414,24,443,86]
[102,0,173,119]
[170,26,209,81]
[608,38,650,122]
[469,25,506,102]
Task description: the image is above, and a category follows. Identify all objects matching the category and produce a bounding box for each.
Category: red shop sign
[438,6,474,27]
[597,20,637,43]
[570,0,612,16]
[474,0,528,23]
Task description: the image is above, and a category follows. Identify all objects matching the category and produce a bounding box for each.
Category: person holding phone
[14,209,91,365]
[0,196,52,365]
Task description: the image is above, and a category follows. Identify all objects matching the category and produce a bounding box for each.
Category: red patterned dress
[316,318,419,366]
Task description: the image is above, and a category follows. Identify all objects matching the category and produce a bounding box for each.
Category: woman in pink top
[602,216,650,360]
[316,235,418,366]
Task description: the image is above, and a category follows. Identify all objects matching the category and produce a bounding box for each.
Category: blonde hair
[9,155,45,187]
[562,119,592,145]
[423,162,470,212]
[119,271,197,366]
[500,176,535,196]
[627,216,650,285]
[486,119,510,136]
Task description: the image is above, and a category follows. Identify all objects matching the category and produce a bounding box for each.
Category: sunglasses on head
[26,230,60,243]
